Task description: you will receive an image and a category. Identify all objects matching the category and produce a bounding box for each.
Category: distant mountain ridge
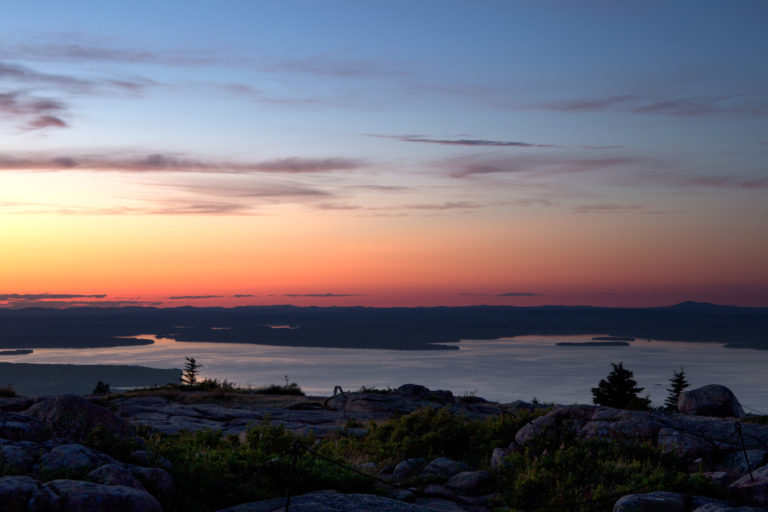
[0,303,766,350]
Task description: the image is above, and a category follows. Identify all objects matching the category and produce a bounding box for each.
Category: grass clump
[144,420,373,512]
[494,433,723,511]
[318,406,536,468]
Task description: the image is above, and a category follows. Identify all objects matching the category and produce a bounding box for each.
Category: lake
[1,334,766,412]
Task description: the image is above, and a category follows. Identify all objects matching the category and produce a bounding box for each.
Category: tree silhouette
[592,362,650,410]
[182,357,202,386]
[664,367,690,411]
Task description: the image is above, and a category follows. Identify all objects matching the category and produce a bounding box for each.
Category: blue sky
[1,1,767,307]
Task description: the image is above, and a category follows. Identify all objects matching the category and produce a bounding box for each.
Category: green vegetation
[124,375,305,397]
[592,362,651,410]
[131,405,723,512]
[495,434,721,511]
[144,420,374,512]
[318,406,530,468]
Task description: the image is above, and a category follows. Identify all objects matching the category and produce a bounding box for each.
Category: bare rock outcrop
[24,395,134,442]
[679,385,746,418]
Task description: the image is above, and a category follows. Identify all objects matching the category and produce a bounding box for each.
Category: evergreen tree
[182,357,202,386]
[592,362,651,410]
[664,367,689,411]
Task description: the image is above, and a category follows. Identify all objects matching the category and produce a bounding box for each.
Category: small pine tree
[182,357,202,386]
[664,367,690,411]
[93,380,111,395]
[592,362,651,410]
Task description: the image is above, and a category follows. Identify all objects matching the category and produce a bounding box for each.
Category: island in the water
[556,341,630,347]
[0,301,766,351]
[0,349,33,355]
[0,362,181,396]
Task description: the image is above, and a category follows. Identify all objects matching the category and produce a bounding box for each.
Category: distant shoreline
[0,362,181,396]
[0,349,33,355]
[556,341,630,347]
[0,303,765,351]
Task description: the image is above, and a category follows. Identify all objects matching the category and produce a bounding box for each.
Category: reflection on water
[2,334,767,412]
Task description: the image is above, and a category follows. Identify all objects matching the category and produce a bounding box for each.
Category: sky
[1,1,766,308]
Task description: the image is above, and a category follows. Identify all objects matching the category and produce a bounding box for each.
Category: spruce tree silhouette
[664,367,690,411]
[182,357,202,386]
[592,362,650,410]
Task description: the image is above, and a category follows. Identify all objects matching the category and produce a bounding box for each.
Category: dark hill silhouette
[0,303,765,350]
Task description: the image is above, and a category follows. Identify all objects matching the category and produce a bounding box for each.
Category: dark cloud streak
[369,134,558,148]
[0,152,364,175]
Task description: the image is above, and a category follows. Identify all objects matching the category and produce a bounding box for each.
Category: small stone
[612,491,685,512]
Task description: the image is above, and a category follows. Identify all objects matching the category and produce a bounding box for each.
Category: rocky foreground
[0,383,767,511]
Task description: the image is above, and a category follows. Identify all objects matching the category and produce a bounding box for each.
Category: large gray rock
[130,466,175,504]
[392,458,427,482]
[0,441,42,473]
[658,427,714,458]
[514,405,665,448]
[0,397,37,413]
[40,443,116,477]
[128,449,172,470]
[0,476,60,512]
[678,385,745,418]
[445,471,494,497]
[88,464,145,490]
[612,491,685,511]
[513,405,768,458]
[46,479,162,512]
[422,457,471,479]
[24,395,134,442]
[217,491,437,512]
[0,412,49,442]
[718,450,768,479]
[730,464,768,507]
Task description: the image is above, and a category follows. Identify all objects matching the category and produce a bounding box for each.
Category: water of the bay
[2,334,766,411]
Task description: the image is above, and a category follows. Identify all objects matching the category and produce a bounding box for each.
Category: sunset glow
[1,1,766,308]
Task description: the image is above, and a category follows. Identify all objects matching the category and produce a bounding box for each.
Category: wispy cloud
[669,175,768,189]
[404,201,487,210]
[0,152,365,174]
[345,185,413,192]
[0,293,162,309]
[496,292,543,297]
[0,293,106,301]
[3,42,219,67]
[571,203,646,214]
[283,293,363,297]
[537,93,768,117]
[0,60,154,130]
[458,292,490,296]
[446,155,647,179]
[368,134,559,148]
[0,90,69,131]
[26,115,68,130]
[168,295,222,300]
